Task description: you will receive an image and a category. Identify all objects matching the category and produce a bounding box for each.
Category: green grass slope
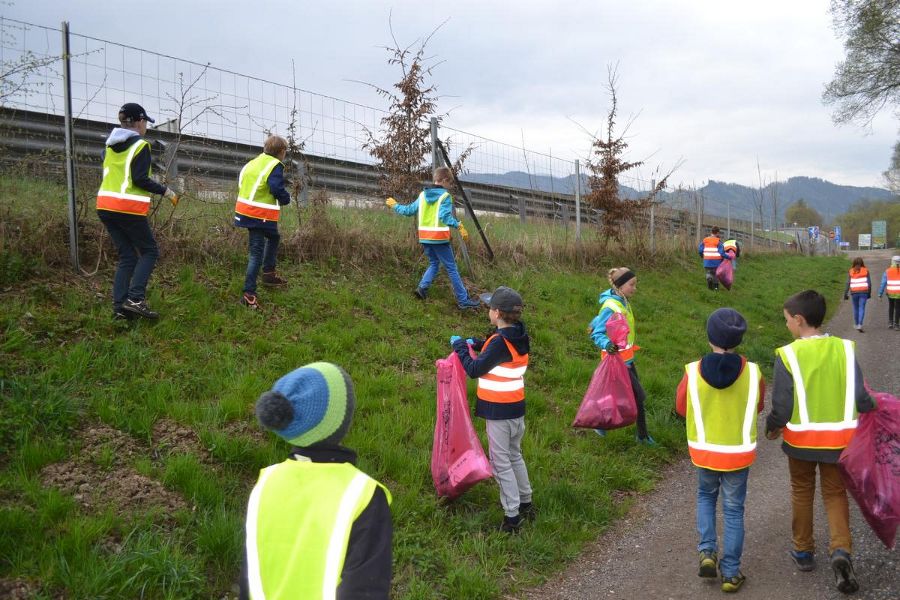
[0,176,849,598]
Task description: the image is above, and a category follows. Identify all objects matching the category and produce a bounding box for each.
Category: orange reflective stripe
[783,426,856,449]
[848,268,869,292]
[418,228,451,241]
[477,335,528,403]
[688,447,755,471]
[96,194,151,216]
[601,345,639,363]
[236,201,280,221]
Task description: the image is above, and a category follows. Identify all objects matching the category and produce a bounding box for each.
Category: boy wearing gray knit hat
[675,308,766,593]
[240,362,392,599]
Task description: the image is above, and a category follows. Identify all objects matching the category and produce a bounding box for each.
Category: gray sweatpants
[486,417,533,517]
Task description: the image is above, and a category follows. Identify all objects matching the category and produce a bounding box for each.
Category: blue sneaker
[790,550,815,572]
[636,435,657,446]
[458,297,481,310]
[594,428,607,437]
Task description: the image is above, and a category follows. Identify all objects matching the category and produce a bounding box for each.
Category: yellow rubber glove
[385,197,397,208]
[164,188,179,207]
[458,222,469,242]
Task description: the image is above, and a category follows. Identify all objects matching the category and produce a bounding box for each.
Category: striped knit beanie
[255,362,355,447]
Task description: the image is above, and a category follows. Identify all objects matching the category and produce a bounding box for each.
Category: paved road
[525,250,898,600]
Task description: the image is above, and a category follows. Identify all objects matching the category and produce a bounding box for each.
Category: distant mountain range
[459,172,895,222]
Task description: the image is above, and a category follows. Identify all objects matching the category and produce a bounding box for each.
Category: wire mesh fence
[0,16,791,266]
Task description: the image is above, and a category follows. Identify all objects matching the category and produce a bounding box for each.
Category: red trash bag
[572,353,637,430]
[716,256,734,290]
[431,351,492,499]
[838,390,900,549]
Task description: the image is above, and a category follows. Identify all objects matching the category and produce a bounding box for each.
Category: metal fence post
[430,117,440,170]
[61,21,80,272]
[650,202,656,253]
[517,195,527,224]
[574,159,581,242]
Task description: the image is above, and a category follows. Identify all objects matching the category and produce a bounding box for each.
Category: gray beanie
[706,308,747,350]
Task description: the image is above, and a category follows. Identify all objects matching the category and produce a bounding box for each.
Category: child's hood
[422,185,449,204]
[105,127,140,148]
[598,288,624,306]
[498,321,530,355]
[699,353,745,390]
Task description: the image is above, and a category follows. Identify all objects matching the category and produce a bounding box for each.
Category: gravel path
[525,250,898,600]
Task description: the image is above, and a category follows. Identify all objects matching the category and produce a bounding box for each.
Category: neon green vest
[685,360,759,471]
[96,138,153,215]
[235,154,282,220]
[245,459,391,600]
[775,336,857,449]
[417,191,451,243]
[599,297,635,349]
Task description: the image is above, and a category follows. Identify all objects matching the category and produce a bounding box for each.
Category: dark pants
[243,227,280,294]
[705,267,718,290]
[98,212,159,309]
[627,362,649,439]
[889,297,899,327]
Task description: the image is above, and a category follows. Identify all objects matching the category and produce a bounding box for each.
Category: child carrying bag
[431,351,492,499]
[838,388,900,549]
[716,253,735,290]
[573,313,637,429]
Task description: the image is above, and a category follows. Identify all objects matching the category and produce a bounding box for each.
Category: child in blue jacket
[385,167,480,310]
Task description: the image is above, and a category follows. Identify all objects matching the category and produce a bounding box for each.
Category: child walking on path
[843,257,871,331]
[588,267,655,444]
[877,255,900,329]
[764,290,876,595]
[386,167,480,310]
[451,286,533,532]
[234,135,292,310]
[675,308,766,593]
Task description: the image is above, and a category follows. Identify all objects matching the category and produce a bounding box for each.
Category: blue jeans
[850,293,868,326]
[243,228,280,294]
[98,212,159,309]
[418,243,469,302]
[697,467,749,578]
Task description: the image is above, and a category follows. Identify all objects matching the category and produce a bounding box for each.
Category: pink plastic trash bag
[572,353,637,430]
[431,351,492,499]
[605,312,630,348]
[716,256,734,290]
[838,390,900,549]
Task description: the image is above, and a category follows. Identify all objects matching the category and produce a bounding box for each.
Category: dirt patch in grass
[0,579,40,600]
[79,423,143,463]
[220,419,269,445]
[40,461,188,518]
[152,418,212,463]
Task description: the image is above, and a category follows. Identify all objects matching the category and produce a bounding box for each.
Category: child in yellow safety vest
[765,290,876,594]
[877,255,900,329]
[242,362,393,599]
[589,267,655,444]
[451,286,533,532]
[675,308,765,593]
[385,167,480,310]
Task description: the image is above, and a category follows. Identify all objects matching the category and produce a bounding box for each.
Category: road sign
[834,225,842,243]
[872,220,887,249]
[858,233,872,249]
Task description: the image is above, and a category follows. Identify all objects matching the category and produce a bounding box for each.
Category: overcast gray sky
[9,0,898,189]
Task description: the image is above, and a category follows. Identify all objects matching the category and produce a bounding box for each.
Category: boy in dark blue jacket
[451,286,533,532]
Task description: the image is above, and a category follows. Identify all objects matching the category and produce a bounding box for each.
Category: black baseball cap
[118,102,155,123]
[483,286,524,311]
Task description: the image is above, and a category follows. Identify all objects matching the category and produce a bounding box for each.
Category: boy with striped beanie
[241,362,392,599]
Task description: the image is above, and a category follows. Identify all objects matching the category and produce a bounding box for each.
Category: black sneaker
[113,309,134,321]
[519,502,536,522]
[414,287,427,300]
[790,550,816,572]
[698,550,718,578]
[830,549,858,594]
[499,514,521,533]
[122,299,159,319]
